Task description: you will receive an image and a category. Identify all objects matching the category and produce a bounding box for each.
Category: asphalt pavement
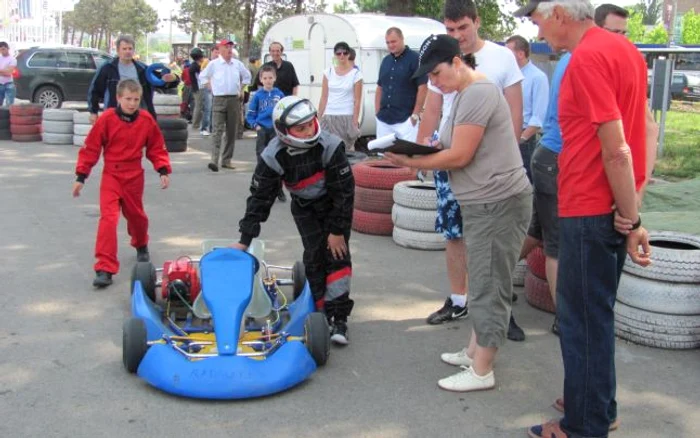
[1,129,698,437]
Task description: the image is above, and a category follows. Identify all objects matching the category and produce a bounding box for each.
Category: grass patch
[655,110,700,179]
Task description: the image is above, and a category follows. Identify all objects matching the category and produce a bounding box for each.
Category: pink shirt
[0,54,17,85]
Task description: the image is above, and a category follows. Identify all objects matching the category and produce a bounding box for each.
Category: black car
[14,46,112,108]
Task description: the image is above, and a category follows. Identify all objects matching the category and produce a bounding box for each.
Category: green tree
[643,24,669,44]
[681,9,700,44]
[626,10,646,42]
[333,0,357,13]
[634,0,662,26]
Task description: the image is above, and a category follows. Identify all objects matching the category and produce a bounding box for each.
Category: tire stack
[0,108,9,140]
[153,94,181,119]
[615,231,700,350]
[10,104,43,143]
[158,118,188,153]
[351,160,416,236]
[73,112,92,147]
[42,109,76,145]
[524,247,554,313]
[391,180,445,250]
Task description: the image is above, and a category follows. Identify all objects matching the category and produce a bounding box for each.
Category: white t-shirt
[429,40,523,131]
[323,67,363,115]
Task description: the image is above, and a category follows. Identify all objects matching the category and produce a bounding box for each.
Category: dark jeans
[519,136,537,183]
[255,127,276,159]
[558,214,626,438]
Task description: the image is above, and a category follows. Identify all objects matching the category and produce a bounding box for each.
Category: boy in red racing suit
[232,96,355,345]
[73,79,172,288]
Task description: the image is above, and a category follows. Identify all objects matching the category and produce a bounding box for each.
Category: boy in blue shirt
[246,65,285,159]
[246,65,286,202]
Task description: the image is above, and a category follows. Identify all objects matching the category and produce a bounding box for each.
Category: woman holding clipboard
[384,34,532,393]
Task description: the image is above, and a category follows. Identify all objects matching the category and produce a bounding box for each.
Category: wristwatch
[630,215,642,230]
[410,113,420,122]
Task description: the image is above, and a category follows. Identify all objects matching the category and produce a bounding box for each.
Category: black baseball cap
[513,0,549,17]
[412,34,460,79]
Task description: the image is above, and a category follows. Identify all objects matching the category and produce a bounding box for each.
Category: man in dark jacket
[88,34,179,124]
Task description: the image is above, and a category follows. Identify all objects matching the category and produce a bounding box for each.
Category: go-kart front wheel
[122,317,148,373]
[292,261,306,300]
[304,313,330,366]
[131,261,156,302]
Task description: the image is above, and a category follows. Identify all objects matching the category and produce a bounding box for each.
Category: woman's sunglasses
[335,51,349,56]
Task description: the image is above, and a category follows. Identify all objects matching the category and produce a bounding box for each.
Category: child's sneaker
[200,130,210,137]
[330,321,349,345]
[437,365,495,392]
[93,270,113,288]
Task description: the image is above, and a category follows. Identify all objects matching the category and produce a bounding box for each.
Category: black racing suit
[238,132,355,322]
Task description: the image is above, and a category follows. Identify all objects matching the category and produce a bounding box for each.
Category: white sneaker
[201,130,210,136]
[438,366,495,392]
[440,348,473,367]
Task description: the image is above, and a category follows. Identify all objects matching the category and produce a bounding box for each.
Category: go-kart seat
[198,248,259,354]
[192,239,273,320]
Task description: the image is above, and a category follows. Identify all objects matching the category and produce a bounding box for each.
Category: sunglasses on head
[335,51,349,56]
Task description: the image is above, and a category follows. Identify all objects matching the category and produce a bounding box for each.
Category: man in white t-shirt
[418,0,527,342]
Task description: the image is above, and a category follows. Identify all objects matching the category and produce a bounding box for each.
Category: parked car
[13,46,112,108]
[647,71,700,102]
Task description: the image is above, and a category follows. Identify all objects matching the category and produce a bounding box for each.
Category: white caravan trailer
[261,14,445,138]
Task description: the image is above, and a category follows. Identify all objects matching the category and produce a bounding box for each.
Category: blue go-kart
[122,239,330,399]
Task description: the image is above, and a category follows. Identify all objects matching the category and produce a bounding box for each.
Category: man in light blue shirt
[506,35,549,182]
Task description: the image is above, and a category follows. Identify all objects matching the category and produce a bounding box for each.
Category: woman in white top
[317,41,363,151]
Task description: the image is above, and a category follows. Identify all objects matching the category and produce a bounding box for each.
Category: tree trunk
[191,23,198,47]
[295,0,303,14]
[243,0,257,63]
[386,0,414,16]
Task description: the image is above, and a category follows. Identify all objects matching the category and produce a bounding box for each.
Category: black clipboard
[372,139,439,156]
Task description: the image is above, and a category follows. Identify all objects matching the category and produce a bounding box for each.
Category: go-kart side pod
[305,312,330,366]
[123,317,148,373]
[131,261,156,302]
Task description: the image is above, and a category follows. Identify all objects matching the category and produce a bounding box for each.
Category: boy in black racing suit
[232,96,355,345]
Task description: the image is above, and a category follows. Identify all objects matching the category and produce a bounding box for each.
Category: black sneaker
[208,162,219,172]
[551,316,560,337]
[277,191,287,202]
[330,321,349,345]
[507,314,526,341]
[426,297,468,325]
[136,246,150,262]
[93,270,113,288]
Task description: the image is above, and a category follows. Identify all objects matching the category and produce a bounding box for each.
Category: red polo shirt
[558,27,647,217]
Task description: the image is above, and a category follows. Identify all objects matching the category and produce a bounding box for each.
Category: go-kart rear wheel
[122,318,148,373]
[292,261,306,300]
[304,312,330,366]
[131,261,156,302]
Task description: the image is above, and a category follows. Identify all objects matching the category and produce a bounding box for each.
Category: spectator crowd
[72,1,657,436]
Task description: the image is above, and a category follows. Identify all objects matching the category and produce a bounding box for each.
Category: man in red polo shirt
[515,1,652,437]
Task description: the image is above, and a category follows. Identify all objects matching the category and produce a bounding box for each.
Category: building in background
[0,0,75,48]
[664,0,696,44]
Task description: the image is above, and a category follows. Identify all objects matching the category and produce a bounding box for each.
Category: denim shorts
[527,145,560,258]
[434,170,463,240]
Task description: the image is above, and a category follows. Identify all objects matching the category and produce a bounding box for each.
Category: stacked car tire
[158,118,188,153]
[0,108,9,140]
[524,247,554,313]
[391,180,445,250]
[73,112,93,147]
[42,109,76,145]
[351,160,416,236]
[10,104,43,143]
[154,94,181,119]
[615,231,700,350]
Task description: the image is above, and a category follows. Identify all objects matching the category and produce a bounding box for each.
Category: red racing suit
[75,108,171,274]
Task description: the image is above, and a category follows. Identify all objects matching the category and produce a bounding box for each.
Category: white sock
[451,294,467,307]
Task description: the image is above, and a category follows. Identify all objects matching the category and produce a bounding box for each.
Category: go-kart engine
[161,257,201,303]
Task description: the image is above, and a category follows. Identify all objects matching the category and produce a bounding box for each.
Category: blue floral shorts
[434,170,463,239]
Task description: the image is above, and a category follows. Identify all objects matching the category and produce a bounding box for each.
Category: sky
[147,0,641,39]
